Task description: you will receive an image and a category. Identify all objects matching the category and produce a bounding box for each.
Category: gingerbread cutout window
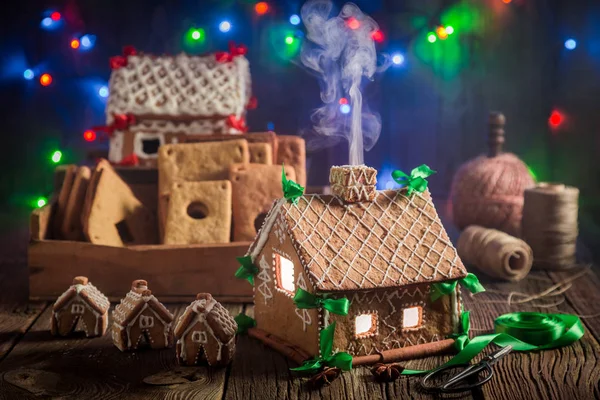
[274,253,295,296]
[402,306,423,329]
[139,315,154,329]
[355,313,377,338]
[71,304,85,314]
[191,331,208,343]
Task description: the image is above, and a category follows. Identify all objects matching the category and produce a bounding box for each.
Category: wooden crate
[28,203,253,303]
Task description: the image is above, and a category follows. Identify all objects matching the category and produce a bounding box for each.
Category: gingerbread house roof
[113,281,174,327]
[174,293,237,342]
[249,189,468,292]
[106,52,251,126]
[53,277,110,314]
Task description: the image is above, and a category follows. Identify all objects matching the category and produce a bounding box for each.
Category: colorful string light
[51,150,62,164]
[427,33,437,43]
[392,53,405,65]
[40,73,52,86]
[347,17,360,30]
[80,34,96,50]
[565,39,576,50]
[70,39,80,49]
[436,26,448,40]
[98,85,109,98]
[339,97,348,105]
[446,26,455,35]
[23,69,34,80]
[285,35,294,45]
[219,21,232,33]
[290,14,301,25]
[83,130,97,142]
[50,12,61,21]
[36,197,48,208]
[372,30,384,43]
[549,110,564,127]
[255,2,269,15]
[340,104,351,114]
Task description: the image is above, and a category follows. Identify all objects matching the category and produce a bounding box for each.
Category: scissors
[421,346,513,393]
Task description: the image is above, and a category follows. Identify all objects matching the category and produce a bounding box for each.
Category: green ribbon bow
[430,273,486,302]
[290,322,353,374]
[449,311,471,350]
[282,164,304,204]
[234,313,257,335]
[401,312,585,375]
[293,288,350,316]
[391,164,436,196]
[234,255,259,285]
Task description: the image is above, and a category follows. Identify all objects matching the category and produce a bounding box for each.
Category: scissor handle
[421,362,494,393]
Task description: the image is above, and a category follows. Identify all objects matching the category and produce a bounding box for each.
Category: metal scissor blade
[442,363,488,389]
[485,345,513,366]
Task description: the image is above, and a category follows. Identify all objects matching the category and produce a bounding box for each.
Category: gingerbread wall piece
[174,293,237,367]
[51,276,110,338]
[276,136,306,187]
[249,142,273,164]
[53,165,78,239]
[177,132,278,162]
[61,166,91,241]
[83,159,157,247]
[111,279,174,351]
[229,163,296,241]
[164,180,232,245]
[245,165,468,365]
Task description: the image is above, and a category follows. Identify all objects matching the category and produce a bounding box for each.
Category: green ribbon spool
[401,312,585,375]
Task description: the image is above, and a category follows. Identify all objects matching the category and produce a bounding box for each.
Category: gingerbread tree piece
[111,279,174,351]
[174,293,237,367]
[51,276,110,338]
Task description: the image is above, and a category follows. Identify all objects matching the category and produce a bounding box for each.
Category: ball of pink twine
[450,153,535,237]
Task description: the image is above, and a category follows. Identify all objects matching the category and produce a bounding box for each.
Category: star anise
[308,367,342,388]
[371,363,404,382]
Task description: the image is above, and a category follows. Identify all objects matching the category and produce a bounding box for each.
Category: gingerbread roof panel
[106,53,251,124]
[278,189,467,292]
[53,283,110,314]
[174,296,236,343]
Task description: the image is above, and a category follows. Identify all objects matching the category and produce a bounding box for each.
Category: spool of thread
[522,183,579,270]
[450,112,536,237]
[457,225,533,282]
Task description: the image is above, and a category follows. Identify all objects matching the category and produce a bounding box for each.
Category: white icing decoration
[108,132,124,163]
[256,255,273,304]
[294,274,312,332]
[249,200,284,262]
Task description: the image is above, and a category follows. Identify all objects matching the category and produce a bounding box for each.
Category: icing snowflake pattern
[256,255,273,304]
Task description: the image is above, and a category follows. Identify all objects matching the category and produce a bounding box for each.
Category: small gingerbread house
[174,293,237,367]
[51,276,110,338]
[105,44,252,165]
[112,279,174,351]
[245,165,468,364]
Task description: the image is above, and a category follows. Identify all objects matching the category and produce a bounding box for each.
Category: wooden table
[1,223,599,399]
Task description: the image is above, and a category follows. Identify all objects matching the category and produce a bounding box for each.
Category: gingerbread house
[51,276,110,338]
[112,279,174,351]
[105,43,252,165]
[244,165,468,364]
[174,293,237,367]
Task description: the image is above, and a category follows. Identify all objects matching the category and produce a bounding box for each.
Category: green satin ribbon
[293,288,350,316]
[234,255,259,285]
[234,313,256,335]
[290,322,353,373]
[431,273,486,302]
[401,312,585,375]
[282,164,304,204]
[392,164,436,196]
[449,311,471,350]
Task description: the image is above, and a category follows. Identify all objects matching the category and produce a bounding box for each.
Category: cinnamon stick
[352,339,456,366]
[248,327,312,365]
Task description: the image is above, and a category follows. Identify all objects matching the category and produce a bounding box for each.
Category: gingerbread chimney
[73,276,89,286]
[132,279,151,296]
[329,165,377,203]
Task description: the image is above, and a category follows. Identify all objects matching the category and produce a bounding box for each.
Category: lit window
[275,253,295,295]
[355,313,377,338]
[403,306,422,329]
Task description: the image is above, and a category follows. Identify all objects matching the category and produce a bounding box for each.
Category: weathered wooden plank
[223,305,473,400]
[0,303,242,400]
[0,303,47,362]
[462,270,600,400]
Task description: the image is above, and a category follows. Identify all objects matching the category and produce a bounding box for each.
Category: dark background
[0,0,598,254]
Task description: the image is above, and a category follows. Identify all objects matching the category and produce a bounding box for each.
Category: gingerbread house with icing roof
[174,293,237,367]
[105,43,252,165]
[245,165,468,364]
[51,276,110,338]
[111,279,174,351]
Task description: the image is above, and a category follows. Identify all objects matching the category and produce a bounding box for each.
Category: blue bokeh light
[80,34,97,50]
[565,39,577,50]
[219,21,232,33]
[290,14,301,25]
[98,85,109,98]
[23,69,34,80]
[392,53,405,65]
[340,104,351,114]
[267,121,275,131]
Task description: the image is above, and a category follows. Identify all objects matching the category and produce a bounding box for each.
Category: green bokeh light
[51,150,62,164]
[184,27,206,52]
[266,24,301,63]
[285,36,294,45]
[36,197,47,208]
[427,33,437,43]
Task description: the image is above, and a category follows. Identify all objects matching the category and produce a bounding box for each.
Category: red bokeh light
[502,0,512,3]
[70,39,80,49]
[549,110,564,127]
[371,30,384,42]
[347,17,360,30]
[255,2,269,15]
[83,130,97,142]
[50,12,61,21]
[339,98,348,105]
[40,73,52,86]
